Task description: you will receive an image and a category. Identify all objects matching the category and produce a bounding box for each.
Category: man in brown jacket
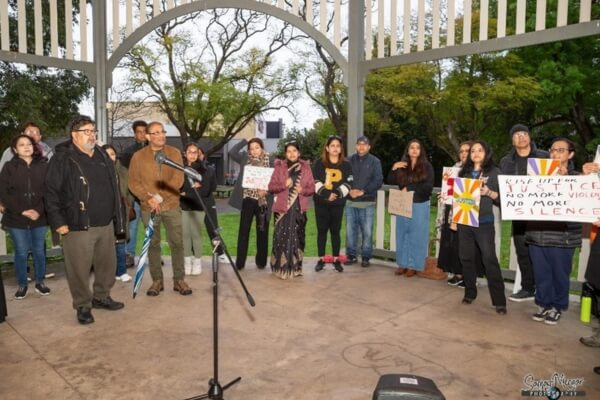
[128,121,192,296]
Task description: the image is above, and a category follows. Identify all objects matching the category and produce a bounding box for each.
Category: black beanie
[509,124,530,136]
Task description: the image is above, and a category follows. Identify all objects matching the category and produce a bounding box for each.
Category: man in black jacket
[345,136,383,267]
[45,115,126,325]
[120,120,147,267]
[499,124,549,302]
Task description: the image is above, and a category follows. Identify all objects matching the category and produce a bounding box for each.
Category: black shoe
[509,289,535,302]
[344,256,357,266]
[256,264,266,270]
[594,366,600,375]
[236,264,245,270]
[333,260,344,273]
[496,306,507,315]
[361,258,371,268]
[77,307,94,324]
[34,283,51,296]
[447,275,463,286]
[14,286,28,300]
[462,297,474,305]
[315,259,325,272]
[92,296,125,311]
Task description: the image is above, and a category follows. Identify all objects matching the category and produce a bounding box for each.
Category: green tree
[121,9,305,154]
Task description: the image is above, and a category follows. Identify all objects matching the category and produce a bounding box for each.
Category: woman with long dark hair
[387,139,434,277]
[229,138,272,270]
[0,135,50,299]
[438,141,472,286]
[101,144,132,282]
[180,142,206,275]
[312,136,353,272]
[457,140,506,314]
[269,141,315,279]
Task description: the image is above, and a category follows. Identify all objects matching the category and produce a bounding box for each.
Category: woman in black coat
[0,135,50,299]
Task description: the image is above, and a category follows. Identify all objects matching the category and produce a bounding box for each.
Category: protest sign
[594,145,600,164]
[388,189,414,218]
[499,174,600,223]
[441,167,461,205]
[527,158,560,176]
[242,166,274,190]
[452,178,481,227]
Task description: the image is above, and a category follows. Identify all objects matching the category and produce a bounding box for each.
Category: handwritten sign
[388,189,414,218]
[441,166,461,205]
[242,166,274,191]
[527,158,560,176]
[499,174,600,223]
[452,178,481,227]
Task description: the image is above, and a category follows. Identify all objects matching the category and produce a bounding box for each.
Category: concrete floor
[1,258,598,400]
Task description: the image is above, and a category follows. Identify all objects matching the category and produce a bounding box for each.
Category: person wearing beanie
[499,124,549,302]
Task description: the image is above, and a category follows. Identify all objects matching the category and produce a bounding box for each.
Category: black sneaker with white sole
[15,286,28,299]
[509,289,535,302]
[532,306,551,322]
[544,309,561,325]
[35,283,51,296]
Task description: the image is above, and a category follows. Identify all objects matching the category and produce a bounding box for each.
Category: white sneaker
[118,273,132,282]
[184,256,193,275]
[191,258,202,275]
[218,254,228,262]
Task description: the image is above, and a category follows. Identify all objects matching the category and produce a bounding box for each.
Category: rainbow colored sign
[527,158,560,176]
[452,178,481,227]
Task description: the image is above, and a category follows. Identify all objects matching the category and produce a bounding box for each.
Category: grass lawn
[135,208,582,278]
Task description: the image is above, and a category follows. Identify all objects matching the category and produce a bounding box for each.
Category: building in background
[106,101,283,184]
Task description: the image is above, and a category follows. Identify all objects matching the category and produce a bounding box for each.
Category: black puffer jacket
[180,161,217,211]
[0,156,48,229]
[45,140,125,235]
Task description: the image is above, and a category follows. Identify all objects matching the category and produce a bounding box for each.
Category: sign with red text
[499,174,600,223]
[441,167,461,205]
[242,166,274,190]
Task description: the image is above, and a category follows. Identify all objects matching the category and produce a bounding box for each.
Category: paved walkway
[1,258,598,399]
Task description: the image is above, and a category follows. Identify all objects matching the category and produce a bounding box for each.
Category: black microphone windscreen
[155,151,166,164]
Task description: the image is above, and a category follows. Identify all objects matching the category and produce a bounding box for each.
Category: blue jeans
[345,204,375,260]
[116,243,127,276]
[126,200,141,256]
[7,226,48,287]
[530,245,574,311]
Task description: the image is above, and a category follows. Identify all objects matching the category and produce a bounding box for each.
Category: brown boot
[146,280,164,296]
[173,279,192,295]
[395,268,407,276]
[405,269,417,277]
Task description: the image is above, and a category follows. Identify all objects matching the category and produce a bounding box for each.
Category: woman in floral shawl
[268,141,315,279]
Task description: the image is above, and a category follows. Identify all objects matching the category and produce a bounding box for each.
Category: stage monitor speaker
[372,374,446,400]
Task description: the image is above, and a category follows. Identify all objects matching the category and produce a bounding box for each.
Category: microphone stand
[176,169,255,400]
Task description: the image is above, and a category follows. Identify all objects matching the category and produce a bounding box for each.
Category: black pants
[512,221,535,293]
[314,203,345,257]
[458,224,506,307]
[236,197,269,268]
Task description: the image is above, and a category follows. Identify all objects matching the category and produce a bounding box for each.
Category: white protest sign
[441,166,461,205]
[594,145,600,164]
[242,166,274,191]
[499,174,600,223]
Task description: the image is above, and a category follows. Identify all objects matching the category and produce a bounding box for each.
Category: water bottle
[581,295,592,324]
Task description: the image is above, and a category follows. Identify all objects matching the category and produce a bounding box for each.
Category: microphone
[155,151,203,182]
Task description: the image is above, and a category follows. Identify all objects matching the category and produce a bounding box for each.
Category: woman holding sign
[269,141,315,279]
[387,139,434,277]
[312,135,353,273]
[457,140,507,314]
[525,138,582,325]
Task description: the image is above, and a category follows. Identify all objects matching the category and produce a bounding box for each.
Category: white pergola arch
[0,0,599,145]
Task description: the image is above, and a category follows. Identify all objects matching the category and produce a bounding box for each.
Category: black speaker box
[372,374,446,400]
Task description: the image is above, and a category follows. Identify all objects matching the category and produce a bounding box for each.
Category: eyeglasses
[513,132,529,137]
[148,130,167,136]
[75,129,98,136]
[186,150,199,154]
[549,148,570,154]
